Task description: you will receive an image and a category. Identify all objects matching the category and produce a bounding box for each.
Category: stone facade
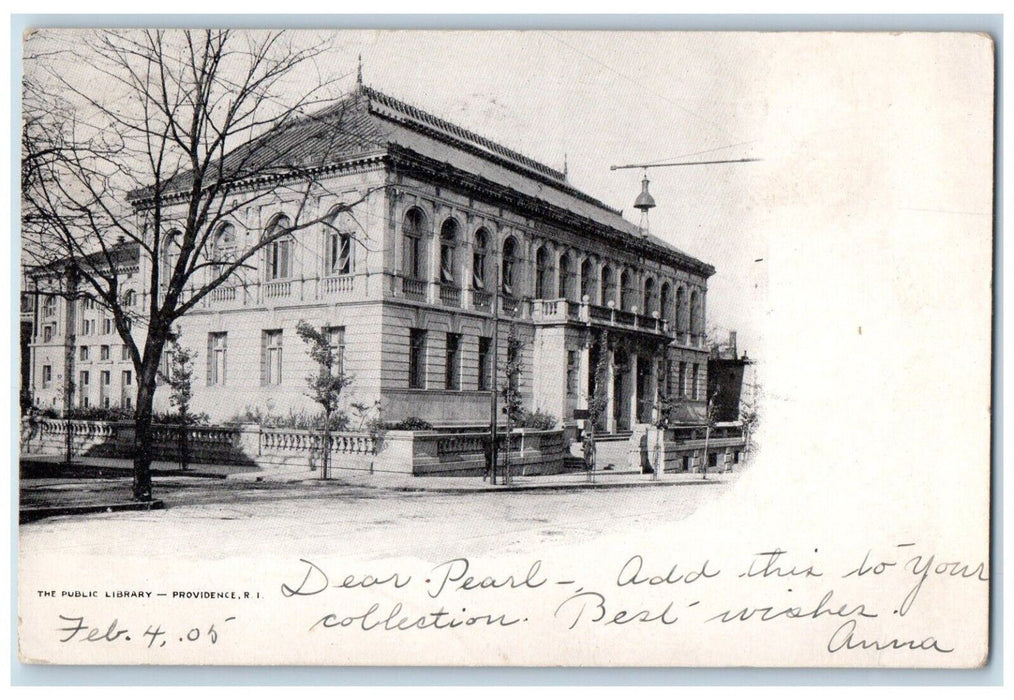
[25,84,715,434]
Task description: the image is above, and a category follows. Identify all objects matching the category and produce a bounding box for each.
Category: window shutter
[207,334,213,386]
[222,334,227,386]
[260,331,268,385]
[277,331,283,384]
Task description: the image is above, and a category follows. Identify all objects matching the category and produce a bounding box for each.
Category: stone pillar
[605,347,616,433]
[428,209,442,304]
[237,423,261,463]
[649,354,660,424]
[628,353,639,427]
[577,341,591,413]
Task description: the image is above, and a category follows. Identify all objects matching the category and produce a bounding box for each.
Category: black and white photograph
[15,26,993,668]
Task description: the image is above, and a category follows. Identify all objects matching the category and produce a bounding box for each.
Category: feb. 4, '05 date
[57,614,236,648]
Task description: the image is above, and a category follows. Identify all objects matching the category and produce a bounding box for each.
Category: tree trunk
[132,372,157,501]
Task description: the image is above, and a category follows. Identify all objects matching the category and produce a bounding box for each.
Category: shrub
[65,406,133,422]
[153,411,210,426]
[520,410,557,431]
[384,417,433,431]
[224,406,349,431]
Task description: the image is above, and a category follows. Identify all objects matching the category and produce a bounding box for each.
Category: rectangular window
[122,345,130,361]
[445,333,461,390]
[103,318,113,335]
[100,370,111,408]
[326,326,346,377]
[262,330,283,385]
[79,371,90,407]
[566,350,578,396]
[267,239,292,280]
[158,350,174,385]
[408,329,426,389]
[691,363,699,400]
[665,359,673,396]
[477,336,492,391]
[208,332,227,386]
[42,365,52,387]
[80,346,89,361]
[121,370,133,409]
[678,361,687,397]
[328,233,352,275]
[100,345,110,361]
[43,325,53,343]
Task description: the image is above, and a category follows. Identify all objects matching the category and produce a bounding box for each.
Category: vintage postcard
[16,29,993,667]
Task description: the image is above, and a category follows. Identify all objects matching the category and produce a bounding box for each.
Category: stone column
[628,353,639,427]
[428,208,442,304]
[577,341,591,413]
[605,347,616,433]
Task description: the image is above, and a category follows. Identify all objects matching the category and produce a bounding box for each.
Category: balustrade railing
[439,284,461,307]
[322,275,355,295]
[401,277,427,300]
[472,289,492,311]
[263,280,292,299]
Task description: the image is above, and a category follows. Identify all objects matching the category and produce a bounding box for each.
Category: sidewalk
[20,452,737,523]
[21,452,733,492]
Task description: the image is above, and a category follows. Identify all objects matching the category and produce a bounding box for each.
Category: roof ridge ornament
[356,54,363,87]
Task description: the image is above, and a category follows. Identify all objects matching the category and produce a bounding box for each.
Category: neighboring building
[26,82,715,434]
[707,330,754,423]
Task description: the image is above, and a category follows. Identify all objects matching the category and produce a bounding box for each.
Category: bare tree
[22,29,379,500]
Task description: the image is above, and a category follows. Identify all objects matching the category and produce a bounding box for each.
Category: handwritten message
[276,543,987,657]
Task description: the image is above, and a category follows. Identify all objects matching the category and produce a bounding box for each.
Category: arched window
[123,289,137,307]
[660,282,672,325]
[534,246,550,299]
[212,223,237,279]
[676,286,687,333]
[324,211,353,276]
[580,258,596,302]
[265,215,292,281]
[643,277,656,316]
[439,219,458,285]
[689,290,701,336]
[402,208,427,280]
[501,237,518,297]
[559,252,575,301]
[620,270,633,310]
[601,265,615,306]
[43,295,57,318]
[160,230,182,286]
[472,228,489,290]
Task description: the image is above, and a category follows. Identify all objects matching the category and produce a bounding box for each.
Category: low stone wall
[22,419,567,477]
[629,423,749,474]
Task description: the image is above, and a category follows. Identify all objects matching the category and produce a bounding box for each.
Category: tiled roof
[129,84,713,275]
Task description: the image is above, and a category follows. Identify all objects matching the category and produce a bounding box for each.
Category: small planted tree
[498,322,525,485]
[159,330,196,471]
[296,321,353,479]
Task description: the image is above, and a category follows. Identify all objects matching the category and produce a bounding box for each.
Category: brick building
[25,82,715,434]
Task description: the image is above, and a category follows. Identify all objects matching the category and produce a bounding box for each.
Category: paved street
[20,454,743,562]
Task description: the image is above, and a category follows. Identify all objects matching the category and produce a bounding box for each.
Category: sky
[24,29,995,370]
[26,29,769,355]
[334,31,771,357]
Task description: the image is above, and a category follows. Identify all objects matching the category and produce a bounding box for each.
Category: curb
[20,460,229,480]
[20,499,166,524]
